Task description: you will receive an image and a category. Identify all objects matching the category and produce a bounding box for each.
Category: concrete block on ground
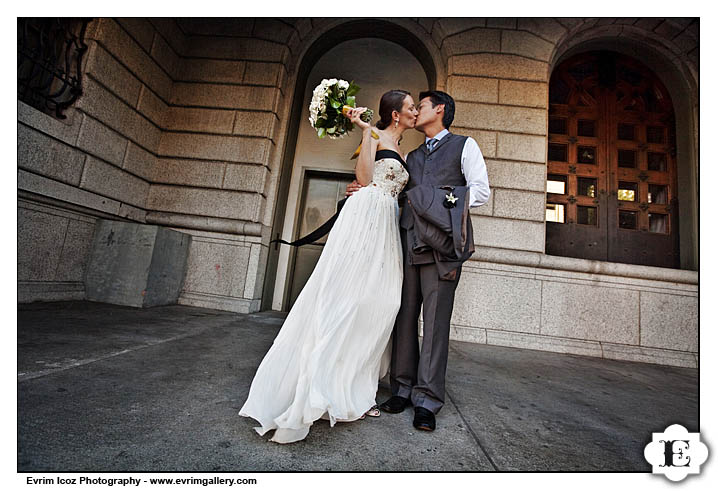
[85,220,191,307]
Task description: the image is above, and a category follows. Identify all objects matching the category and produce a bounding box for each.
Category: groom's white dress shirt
[426,128,491,209]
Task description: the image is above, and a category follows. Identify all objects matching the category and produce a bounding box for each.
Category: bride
[239,89,418,443]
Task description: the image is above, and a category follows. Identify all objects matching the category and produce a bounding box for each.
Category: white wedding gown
[239,150,409,443]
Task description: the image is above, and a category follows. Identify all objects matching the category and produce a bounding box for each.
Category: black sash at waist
[271,149,406,248]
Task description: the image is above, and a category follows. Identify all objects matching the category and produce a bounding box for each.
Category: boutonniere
[443,191,458,209]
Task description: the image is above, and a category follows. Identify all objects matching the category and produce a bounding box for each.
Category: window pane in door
[546,203,565,223]
[619,210,637,229]
[549,144,568,162]
[577,146,596,164]
[547,174,567,194]
[648,184,668,204]
[647,126,664,143]
[618,149,636,168]
[577,206,597,226]
[618,182,637,201]
[647,152,667,171]
[577,177,596,197]
[549,118,567,135]
[618,123,635,140]
[577,119,596,137]
[649,213,668,233]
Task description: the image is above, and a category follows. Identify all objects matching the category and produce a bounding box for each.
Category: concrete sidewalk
[17,301,699,472]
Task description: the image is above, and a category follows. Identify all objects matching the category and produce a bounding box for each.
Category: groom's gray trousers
[390,227,462,414]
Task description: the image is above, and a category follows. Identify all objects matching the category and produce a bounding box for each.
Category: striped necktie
[426,138,437,152]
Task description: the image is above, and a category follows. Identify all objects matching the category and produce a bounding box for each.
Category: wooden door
[546,52,679,268]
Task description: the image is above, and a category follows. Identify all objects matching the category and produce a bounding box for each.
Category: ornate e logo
[644,424,709,481]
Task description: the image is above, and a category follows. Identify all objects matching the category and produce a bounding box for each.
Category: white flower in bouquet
[308,78,374,139]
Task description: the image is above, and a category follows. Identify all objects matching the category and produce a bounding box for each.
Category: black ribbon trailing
[271,197,348,247]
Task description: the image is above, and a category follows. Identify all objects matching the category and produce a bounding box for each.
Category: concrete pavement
[17,301,699,472]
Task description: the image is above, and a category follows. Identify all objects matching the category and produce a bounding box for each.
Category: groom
[348,90,490,431]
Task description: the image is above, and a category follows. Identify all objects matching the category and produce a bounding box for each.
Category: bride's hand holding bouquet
[345,107,371,131]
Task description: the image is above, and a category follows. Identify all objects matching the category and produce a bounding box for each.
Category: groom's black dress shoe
[413,407,436,431]
[379,396,411,413]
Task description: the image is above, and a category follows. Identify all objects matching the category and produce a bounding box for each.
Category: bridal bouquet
[309,78,373,139]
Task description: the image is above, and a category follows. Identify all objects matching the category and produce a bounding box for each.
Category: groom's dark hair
[419,90,455,130]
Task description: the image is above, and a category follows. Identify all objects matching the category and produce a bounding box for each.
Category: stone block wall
[152,19,290,312]
[18,18,174,301]
[18,17,699,366]
[18,18,292,312]
[440,19,553,253]
[448,251,698,368]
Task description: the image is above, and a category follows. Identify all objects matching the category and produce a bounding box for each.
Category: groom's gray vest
[400,132,474,264]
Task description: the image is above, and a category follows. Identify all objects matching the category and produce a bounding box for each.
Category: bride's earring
[394,119,399,128]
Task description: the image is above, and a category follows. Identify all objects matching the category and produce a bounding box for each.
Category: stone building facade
[18,18,699,368]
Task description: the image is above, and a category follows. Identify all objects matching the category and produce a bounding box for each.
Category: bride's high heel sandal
[359,404,381,420]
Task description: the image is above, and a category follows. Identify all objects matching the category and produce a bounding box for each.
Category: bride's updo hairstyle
[375,89,411,130]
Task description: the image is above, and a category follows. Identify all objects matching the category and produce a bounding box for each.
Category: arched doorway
[265,26,434,311]
[546,51,680,269]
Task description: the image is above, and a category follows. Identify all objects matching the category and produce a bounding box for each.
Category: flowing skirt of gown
[238,184,403,443]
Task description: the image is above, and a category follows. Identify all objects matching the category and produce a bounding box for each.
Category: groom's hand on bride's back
[346,180,364,196]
